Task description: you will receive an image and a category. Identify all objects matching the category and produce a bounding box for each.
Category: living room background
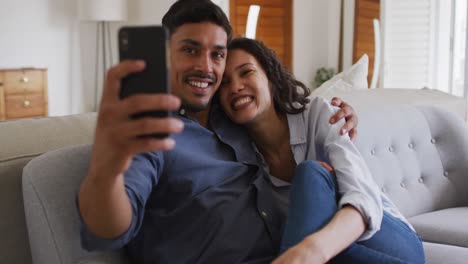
[1,0,466,118]
[0,0,344,117]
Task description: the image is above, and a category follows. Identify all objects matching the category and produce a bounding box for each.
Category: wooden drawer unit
[5,94,45,119]
[4,70,44,95]
[0,68,48,120]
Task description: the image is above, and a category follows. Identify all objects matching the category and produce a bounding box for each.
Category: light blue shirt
[286,96,411,240]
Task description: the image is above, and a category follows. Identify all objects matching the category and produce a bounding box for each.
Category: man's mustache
[184,71,217,83]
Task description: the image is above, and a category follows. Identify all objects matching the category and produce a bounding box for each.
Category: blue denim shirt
[80,104,289,263]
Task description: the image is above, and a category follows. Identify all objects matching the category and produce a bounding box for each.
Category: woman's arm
[303,205,366,260]
[274,97,383,263]
[319,97,383,240]
[273,206,365,264]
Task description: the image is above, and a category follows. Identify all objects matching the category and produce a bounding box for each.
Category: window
[450,0,467,97]
[381,0,436,89]
[381,0,467,97]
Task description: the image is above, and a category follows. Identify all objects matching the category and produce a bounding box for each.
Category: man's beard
[181,96,212,113]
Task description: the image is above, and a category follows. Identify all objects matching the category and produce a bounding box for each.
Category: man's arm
[78,60,183,240]
[329,97,358,141]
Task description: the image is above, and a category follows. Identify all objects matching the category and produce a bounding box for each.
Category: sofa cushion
[23,144,128,264]
[409,207,468,248]
[0,113,96,264]
[423,241,468,264]
[312,54,368,97]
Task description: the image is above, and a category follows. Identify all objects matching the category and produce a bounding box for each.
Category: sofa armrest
[23,144,129,264]
[418,106,468,206]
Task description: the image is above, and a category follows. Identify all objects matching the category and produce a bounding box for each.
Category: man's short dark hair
[162,0,232,42]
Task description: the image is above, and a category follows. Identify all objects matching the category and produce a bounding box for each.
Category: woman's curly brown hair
[228,38,310,114]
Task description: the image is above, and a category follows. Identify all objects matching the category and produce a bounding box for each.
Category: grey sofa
[0,113,96,264]
[355,105,468,263]
[1,102,466,263]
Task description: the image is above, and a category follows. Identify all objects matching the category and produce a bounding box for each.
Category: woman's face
[219,49,274,125]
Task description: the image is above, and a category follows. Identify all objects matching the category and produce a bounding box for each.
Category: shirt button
[179,109,186,115]
[381,187,386,193]
[418,177,424,183]
[261,211,268,218]
[408,143,414,149]
[431,138,436,144]
[371,149,376,155]
[400,182,406,188]
[444,171,449,177]
[389,147,394,152]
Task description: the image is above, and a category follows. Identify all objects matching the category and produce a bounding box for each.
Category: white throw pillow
[311,54,369,97]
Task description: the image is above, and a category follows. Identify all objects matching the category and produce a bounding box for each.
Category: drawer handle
[23,100,31,108]
[20,77,29,83]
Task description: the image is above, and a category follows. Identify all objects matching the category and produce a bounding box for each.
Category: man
[78,0,359,263]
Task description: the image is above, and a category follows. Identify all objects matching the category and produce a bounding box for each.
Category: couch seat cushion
[409,207,468,247]
[423,242,468,264]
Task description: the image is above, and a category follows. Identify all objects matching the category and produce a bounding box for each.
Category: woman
[219,38,425,264]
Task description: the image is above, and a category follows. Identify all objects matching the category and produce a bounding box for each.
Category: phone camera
[120,30,129,51]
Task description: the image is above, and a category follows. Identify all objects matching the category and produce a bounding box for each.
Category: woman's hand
[272,237,327,264]
[329,97,358,141]
[317,161,334,175]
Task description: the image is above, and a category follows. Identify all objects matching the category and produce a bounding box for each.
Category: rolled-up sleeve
[79,151,163,250]
[317,100,383,240]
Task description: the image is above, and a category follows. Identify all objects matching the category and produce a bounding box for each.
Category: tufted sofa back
[355,105,468,218]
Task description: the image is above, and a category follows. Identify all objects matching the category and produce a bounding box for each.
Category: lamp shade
[78,0,128,21]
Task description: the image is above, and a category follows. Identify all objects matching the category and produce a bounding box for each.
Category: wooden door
[230,0,293,70]
[0,72,4,120]
[353,0,380,85]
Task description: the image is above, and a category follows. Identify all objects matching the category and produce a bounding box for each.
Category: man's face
[169,22,228,113]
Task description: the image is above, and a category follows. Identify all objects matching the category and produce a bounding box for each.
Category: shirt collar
[210,102,259,165]
[287,111,307,145]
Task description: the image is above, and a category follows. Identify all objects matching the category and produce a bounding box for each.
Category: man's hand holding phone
[89,25,180,179]
[79,61,183,239]
[79,26,182,240]
[90,60,183,179]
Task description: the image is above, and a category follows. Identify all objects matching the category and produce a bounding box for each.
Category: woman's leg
[280,160,339,251]
[281,160,425,264]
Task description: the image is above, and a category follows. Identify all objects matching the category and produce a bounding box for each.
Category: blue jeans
[280,160,425,264]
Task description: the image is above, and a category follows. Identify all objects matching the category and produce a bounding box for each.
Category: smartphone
[118,26,171,138]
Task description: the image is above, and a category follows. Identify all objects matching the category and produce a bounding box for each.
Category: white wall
[293,0,336,88]
[0,0,338,116]
[0,0,177,116]
[0,0,80,116]
[434,0,452,92]
[342,0,356,70]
